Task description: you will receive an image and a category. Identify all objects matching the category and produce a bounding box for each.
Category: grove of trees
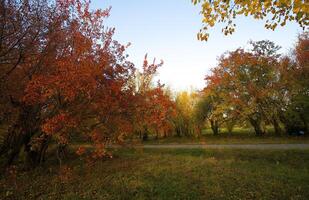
[201,34,309,136]
[0,0,308,169]
[0,0,176,167]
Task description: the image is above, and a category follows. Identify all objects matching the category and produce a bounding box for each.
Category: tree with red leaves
[0,0,136,167]
[0,0,177,167]
[132,55,176,141]
[279,32,309,134]
[204,41,283,135]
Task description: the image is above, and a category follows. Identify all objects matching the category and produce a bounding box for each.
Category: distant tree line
[172,34,309,137]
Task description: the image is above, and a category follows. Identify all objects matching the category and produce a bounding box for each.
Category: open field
[1,148,309,200]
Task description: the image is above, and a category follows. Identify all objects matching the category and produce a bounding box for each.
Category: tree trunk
[57,144,68,167]
[226,121,235,135]
[142,132,148,141]
[163,130,168,138]
[272,117,282,136]
[249,116,265,136]
[175,127,180,137]
[24,134,50,168]
[1,104,43,167]
[299,114,308,134]
[195,125,202,138]
[142,127,148,141]
[155,129,159,139]
[210,119,219,135]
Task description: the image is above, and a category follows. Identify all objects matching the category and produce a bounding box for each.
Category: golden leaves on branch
[193,0,309,41]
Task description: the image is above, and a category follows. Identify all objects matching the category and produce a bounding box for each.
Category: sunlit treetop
[192,0,309,41]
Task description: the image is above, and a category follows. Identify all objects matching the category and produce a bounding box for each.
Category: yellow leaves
[197,32,209,41]
[192,0,201,5]
[280,21,286,26]
[193,0,308,41]
[264,0,272,9]
[271,23,278,30]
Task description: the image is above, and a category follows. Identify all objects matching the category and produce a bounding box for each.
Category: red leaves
[19,0,138,152]
[41,113,77,136]
[294,33,309,85]
[203,40,292,123]
[1,0,175,163]
[76,146,86,156]
[132,56,175,138]
[41,112,77,145]
[205,68,223,89]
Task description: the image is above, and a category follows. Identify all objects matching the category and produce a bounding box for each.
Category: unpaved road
[137,144,309,150]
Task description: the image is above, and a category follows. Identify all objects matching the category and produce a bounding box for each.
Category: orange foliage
[0,0,177,165]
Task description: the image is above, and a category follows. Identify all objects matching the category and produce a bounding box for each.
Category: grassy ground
[1,148,309,200]
[143,127,309,145]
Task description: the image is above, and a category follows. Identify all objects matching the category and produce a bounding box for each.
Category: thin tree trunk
[272,117,282,135]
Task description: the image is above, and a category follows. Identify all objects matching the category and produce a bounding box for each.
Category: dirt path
[138,144,309,150]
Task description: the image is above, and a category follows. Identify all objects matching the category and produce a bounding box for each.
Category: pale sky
[91,0,303,91]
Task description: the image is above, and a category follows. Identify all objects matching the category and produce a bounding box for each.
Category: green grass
[1,148,309,199]
[143,127,309,145]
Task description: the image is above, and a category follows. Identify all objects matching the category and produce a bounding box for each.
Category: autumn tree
[198,91,223,135]
[0,0,138,167]
[132,55,176,140]
[192,0,308,41]
[293,32,309,133]
[278,32,309,134]
[203,67,240,135]
[193,95,209,136]
[249,40,284,135]
[173,91,203,137]
[0,0,64,165]
[204,40,283,135]
[174,91,192,137]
